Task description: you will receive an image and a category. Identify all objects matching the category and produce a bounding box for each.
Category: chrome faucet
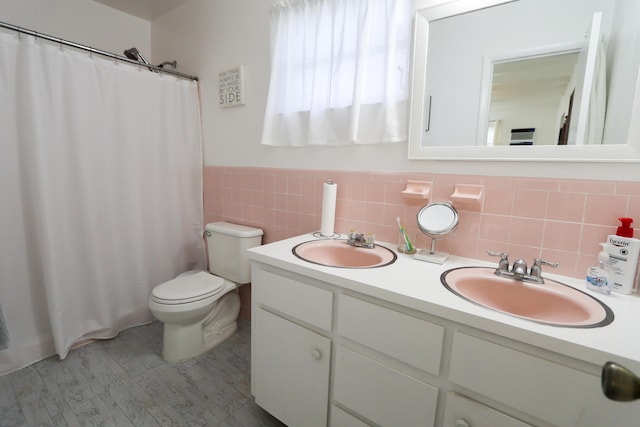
[346,231,375,249]
[512,259,528,277]
[487,251,558,284]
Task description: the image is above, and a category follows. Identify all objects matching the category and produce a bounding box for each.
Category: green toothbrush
[397,216,413,252]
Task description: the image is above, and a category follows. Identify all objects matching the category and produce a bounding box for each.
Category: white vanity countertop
[248,234,640,372]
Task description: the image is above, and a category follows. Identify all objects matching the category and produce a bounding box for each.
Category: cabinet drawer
[449,332,640,426]
[334,345,438,427]
[331,406,370,427]
[337,294,443,374]
[442,393,531,427]
[252,266,332,330]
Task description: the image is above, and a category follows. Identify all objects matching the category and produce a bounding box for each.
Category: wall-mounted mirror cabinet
[408,0,640,162]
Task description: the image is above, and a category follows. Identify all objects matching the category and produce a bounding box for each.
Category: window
[261,0,411,146]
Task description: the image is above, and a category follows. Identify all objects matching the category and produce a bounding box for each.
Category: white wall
[603,0,640,144]
[0,0,151,55]
[151,0,411,173]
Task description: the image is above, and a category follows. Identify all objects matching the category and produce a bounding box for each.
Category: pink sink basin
[442,267,613,328]
[292,239,397,268]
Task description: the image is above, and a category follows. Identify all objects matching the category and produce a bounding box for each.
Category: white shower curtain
[0,32,205,375]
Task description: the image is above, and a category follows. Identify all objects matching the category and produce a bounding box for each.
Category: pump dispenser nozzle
[598,243,610,263]
[617,217,634,238]
[586,243,612,294]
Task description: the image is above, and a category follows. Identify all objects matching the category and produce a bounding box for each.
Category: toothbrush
[396,216,413,252]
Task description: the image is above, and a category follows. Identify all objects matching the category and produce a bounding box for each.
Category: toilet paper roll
[320,181,337,237]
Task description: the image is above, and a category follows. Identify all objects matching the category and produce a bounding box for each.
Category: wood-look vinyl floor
[0,320,285,427]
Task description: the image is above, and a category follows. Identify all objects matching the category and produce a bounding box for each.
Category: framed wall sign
[219,66,245,107]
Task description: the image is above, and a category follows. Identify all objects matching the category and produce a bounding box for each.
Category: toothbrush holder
[398,230,417,254]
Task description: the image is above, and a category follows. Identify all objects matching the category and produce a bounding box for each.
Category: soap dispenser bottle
[606,217,640,294]
[586,243,611,295]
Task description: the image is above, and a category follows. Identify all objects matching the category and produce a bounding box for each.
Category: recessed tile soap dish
[450,184,484,211]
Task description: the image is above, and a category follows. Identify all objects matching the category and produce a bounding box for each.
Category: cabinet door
[334,345,439,427]
[442,393,532,427]
[253,308,331,427]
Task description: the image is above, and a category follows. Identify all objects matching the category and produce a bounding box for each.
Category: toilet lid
[151,271,225,304]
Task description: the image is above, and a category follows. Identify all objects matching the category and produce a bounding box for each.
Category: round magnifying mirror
[415,202,459,264]
[417,202,459,237]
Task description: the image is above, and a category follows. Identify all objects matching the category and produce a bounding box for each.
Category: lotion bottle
[606,217,640,294]
[586,243,611,295]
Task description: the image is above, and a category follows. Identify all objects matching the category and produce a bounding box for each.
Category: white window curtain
[261,0,411,146]
[0,32,204,374]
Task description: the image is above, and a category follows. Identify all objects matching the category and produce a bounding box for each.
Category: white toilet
[148,221,263,362]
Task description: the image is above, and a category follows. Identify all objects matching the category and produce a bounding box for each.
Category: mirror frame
[417,202,459,237]
[408,0,640,163]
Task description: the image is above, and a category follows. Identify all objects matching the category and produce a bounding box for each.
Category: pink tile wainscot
[204,166,640,284]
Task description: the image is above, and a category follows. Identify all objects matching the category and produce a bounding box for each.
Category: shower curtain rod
[0,21,199,81]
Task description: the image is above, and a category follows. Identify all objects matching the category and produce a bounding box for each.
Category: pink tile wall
[204,166,640,281]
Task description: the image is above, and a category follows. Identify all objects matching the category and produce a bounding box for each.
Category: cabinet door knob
[455,419,469,427]
[311,349,322,360]
[602,361,640,401]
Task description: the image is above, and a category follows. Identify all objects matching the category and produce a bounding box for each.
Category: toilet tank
[205,221,263,284]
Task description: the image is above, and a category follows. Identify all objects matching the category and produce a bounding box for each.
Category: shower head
[123,47,139,61]
[123,48,176,73]
[123,47,150,65]
[123,47,157,73]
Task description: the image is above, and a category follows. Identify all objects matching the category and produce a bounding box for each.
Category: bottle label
[587,268,608,288]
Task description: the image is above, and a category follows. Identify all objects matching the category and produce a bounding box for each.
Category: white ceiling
[91,0,190,21]
[491,52,580,111]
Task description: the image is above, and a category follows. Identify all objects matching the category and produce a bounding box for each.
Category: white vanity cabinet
[250,259,640,427]
[251,264,444,426]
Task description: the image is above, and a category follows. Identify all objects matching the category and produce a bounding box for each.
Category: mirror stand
[415,202,459,264]
[415,238,450,264]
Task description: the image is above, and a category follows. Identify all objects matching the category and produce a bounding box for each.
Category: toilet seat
[151,271,225,305]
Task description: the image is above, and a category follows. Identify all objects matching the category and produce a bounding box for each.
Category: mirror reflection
[418,0,639,149]
[487,51,581,146]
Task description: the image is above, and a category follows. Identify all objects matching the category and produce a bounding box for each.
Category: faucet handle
[487,250,509,272]
[532,258,559,268]
[487,250,508,260]
[529,258,559,279]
